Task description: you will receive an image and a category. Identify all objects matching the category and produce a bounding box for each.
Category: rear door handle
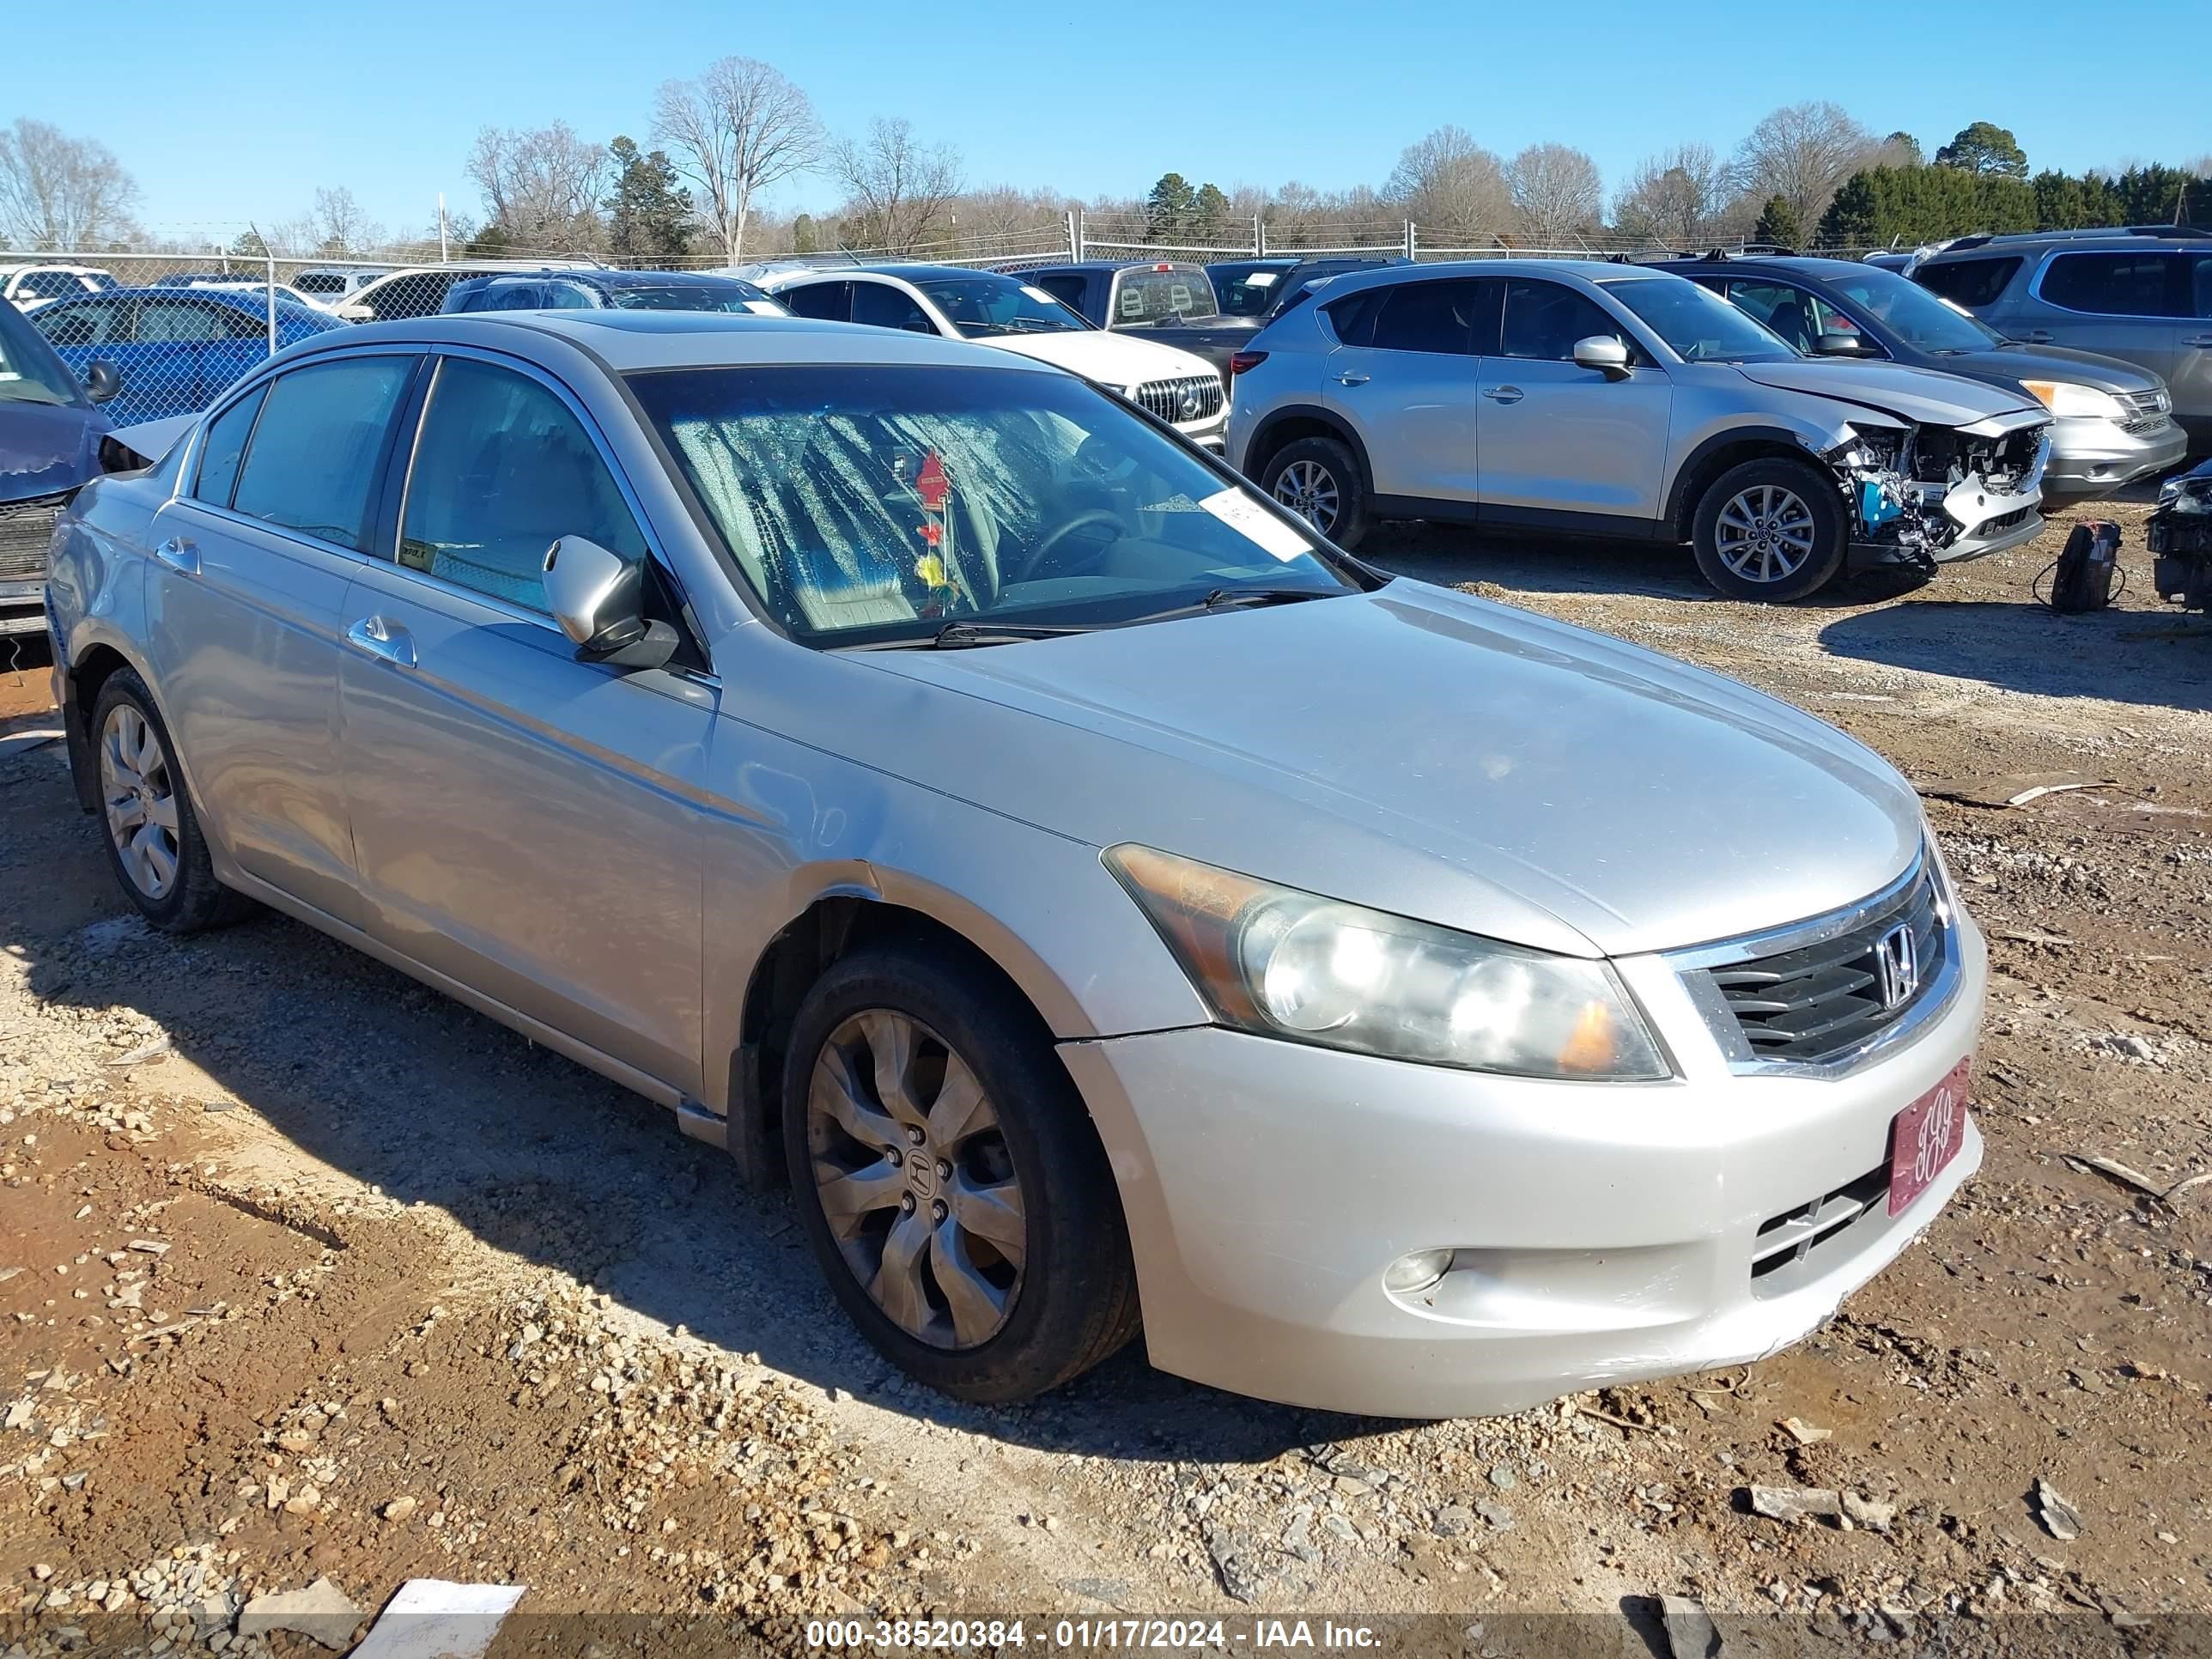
[344,616,416,670]
[1482,385,1523,404]
[2184,333,2212,348]
[1334,372,1370,386]
[153,538,199,576]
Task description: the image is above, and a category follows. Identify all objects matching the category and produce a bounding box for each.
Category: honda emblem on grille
[1875,923,1919,1010]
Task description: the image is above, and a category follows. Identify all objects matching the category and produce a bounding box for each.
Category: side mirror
[541,536,678,672]
[336,302,374,322]
[1813,331,1874,358]
[83,360,123,404]
[1571,335,1632,379]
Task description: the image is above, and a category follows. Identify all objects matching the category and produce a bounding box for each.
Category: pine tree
[605,136,696,262]
[1752,195,1800,248]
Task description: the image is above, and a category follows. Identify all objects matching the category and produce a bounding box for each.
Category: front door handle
[2018,330,2052,344]
[344,616,416,670]
[153,538,199,576]
[1335,372,1370,386]
[2184,332,2212,348]
[1482,385,1524,404]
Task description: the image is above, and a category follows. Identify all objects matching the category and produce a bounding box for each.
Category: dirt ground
[3,487,2209,1658]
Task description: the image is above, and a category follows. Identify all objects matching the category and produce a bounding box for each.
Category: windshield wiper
[928,620,1094,648]
[1202,587,1334,611]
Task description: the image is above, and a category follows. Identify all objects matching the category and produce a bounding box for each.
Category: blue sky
[15,0,2208,242]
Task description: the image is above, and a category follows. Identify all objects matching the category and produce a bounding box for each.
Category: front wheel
[1691,458,1848,602]
[781,942,1140,1402]
[1261,436,1370,550]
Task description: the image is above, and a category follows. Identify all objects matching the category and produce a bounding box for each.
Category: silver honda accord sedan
[45,311,1984,1416]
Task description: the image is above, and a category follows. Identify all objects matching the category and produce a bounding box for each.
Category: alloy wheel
[99,703,181,901]
[1715,483,1818,584]
[1272,459,1340,533]
[805,1010,1027,1351]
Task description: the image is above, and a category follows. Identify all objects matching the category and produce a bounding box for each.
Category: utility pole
[438,194,450,263]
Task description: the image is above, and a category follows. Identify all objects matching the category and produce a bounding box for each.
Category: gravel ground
[2,486,2209,1657]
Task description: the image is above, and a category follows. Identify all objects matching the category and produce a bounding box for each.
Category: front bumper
[1060,912,1986,1419]
[1177,413,1228,453]
[2042,414,2188,497]
[0,578,45,635]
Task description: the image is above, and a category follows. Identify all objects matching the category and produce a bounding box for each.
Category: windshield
[610,280,777,313]
[1816,264,2002,352]
[629,364,1354,645]
[0,300,85,406]
[915,274,1086,337]
[1112,268,1218,325]
[1212,263,1291,317]
[1599,276,1799,363]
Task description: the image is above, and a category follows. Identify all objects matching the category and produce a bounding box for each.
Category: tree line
[3,92,2206,266]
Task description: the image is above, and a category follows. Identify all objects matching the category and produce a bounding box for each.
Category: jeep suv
[1226,260,2053,601]
[1908,228,2212,446]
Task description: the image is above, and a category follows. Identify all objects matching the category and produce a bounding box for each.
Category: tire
[1691,457,1848,602]
[781,941,1139,1403]
[89,668,254,933]
[1261,435,1370,550]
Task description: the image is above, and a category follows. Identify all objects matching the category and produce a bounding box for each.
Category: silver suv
[1226,260,2053,601]
[1908,228,2212,446]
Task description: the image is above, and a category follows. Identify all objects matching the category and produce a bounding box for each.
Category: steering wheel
[1004,508,1122,586]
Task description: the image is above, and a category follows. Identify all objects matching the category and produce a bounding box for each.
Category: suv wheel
[782,942,1140,1402]
[1261,436,1369,549]
[91,668,254,933]
[1691,458,1847,602]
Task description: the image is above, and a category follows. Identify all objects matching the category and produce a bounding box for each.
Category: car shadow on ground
[1363,521,1930,610]
[0,746,1379,1468]
[1819,599,2212,713]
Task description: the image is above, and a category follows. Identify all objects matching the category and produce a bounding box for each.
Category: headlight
[2158,475,2212,514]
[2020,380,2125,422]
[1104,845,1670,1080]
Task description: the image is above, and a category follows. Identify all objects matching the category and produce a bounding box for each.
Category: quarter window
[398,357,647,611]
[195,386,267,507]
[230,356,415,550]
[2039,252,2185,318]
[1370,279,1488,356]
[1501,279,1628,362]
[1911,256,2021,310]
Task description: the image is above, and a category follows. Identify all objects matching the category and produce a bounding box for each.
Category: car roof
[836,264,1020,283]
[1028,259,1208,273]
[473,269,757,289]
[1647,254,1870,279]
[297,309,1066,374]
[1922,227,2211,257]
[1317,258,1668,295]
[42,284,324,312]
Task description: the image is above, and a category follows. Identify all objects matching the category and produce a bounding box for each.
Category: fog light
[1383,1249,1454,1296]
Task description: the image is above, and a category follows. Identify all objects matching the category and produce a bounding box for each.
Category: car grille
[0,491,70,584]
[2118,390,2172,435]
[1133,375,1224,426]
[1698,868,1947,1066]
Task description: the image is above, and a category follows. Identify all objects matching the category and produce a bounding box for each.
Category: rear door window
[851,282,936,333]
[781,281,852,322]
[1912,256,2021,309]
[2039,252,2186,318]
[33,300,126,347]
[1370,279,1490,356]
[397,356,649,611]
[230,356,416,550]
[1031,273,1087,312]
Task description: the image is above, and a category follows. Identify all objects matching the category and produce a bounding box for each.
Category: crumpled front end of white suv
[1823,409,2051,569]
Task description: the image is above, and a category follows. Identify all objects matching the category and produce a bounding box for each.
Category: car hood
[1731,359,2044,427]
[1941,342,2166,398]
[0,398,107,502]
[982,329,1218,388]
[847,581,1923,958]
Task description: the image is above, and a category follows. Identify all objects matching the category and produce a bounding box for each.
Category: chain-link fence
[6,220,1881,426]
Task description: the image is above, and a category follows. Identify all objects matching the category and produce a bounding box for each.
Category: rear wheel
[1261,436,1370,550]
[1691,458,1847,602]
[90,668,254,933]
[782,942,1139,1402]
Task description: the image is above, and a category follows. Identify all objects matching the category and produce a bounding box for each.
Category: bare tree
[1612,143,1731,246]
[653,57,821,265]
[1506,143,1604,247]
[1735,102,1881,235]
[1384,125,1510,239]
[467,122,609,251]
[311,186,381,256]
[830,118,963,253]
[0,118,139,250]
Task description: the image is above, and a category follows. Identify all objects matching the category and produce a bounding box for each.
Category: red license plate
[1887,1059,1971,1216]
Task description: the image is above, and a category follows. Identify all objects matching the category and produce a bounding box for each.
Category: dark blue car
[442,269,782,315]
[1,298,118,638]
[28,287,340,426]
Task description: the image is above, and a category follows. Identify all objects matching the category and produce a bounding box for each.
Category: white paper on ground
[349,1580,529,1659]
[1199,488,1313,562]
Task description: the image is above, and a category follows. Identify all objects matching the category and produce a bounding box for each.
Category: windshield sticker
[1200,489,1311,562]
[1243,270,1280,288]
[1019,285,1060,306]
[743,300,782,315]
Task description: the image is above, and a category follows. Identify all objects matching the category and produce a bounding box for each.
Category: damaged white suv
[1226,260,2052,600]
